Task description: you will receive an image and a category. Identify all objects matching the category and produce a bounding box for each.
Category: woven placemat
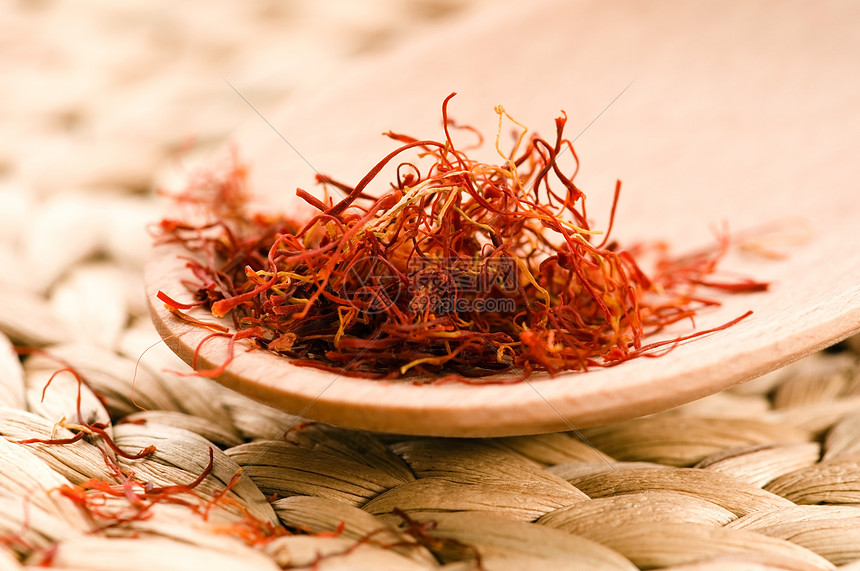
[3,2,860,569]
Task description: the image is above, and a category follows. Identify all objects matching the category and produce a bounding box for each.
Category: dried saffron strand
[12,372,479,562]
[13,348,158,460]
[10,353,234,528]
[0,501,37,554]
[277,510,487,570]
[8,356,361,557]
[391,508,485,570]
[156,94,767,380]
[30,423,293,544]
[55,448,218,529]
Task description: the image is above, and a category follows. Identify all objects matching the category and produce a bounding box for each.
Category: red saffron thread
[155,94,768,381]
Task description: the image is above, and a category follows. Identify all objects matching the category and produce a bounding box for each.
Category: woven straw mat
[2,1,860,569]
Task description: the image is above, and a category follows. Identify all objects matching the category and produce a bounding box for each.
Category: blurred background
[0,0,498,313]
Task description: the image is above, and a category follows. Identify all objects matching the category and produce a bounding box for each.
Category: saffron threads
[156,93,767,380]
[391,508,485,570]
[10,351,291,546]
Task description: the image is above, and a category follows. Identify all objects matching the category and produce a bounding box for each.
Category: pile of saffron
[156,94,766,380]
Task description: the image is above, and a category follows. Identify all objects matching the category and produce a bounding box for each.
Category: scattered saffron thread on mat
[9,351,291,546]
[8,352,489,567]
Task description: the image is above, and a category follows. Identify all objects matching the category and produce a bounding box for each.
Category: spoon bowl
[146,0,860,436]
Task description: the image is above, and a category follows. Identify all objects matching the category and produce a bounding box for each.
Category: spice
[156,93,766,381]
[12,351,292,544]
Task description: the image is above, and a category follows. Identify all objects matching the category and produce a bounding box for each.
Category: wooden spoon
[146,0,860,437]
